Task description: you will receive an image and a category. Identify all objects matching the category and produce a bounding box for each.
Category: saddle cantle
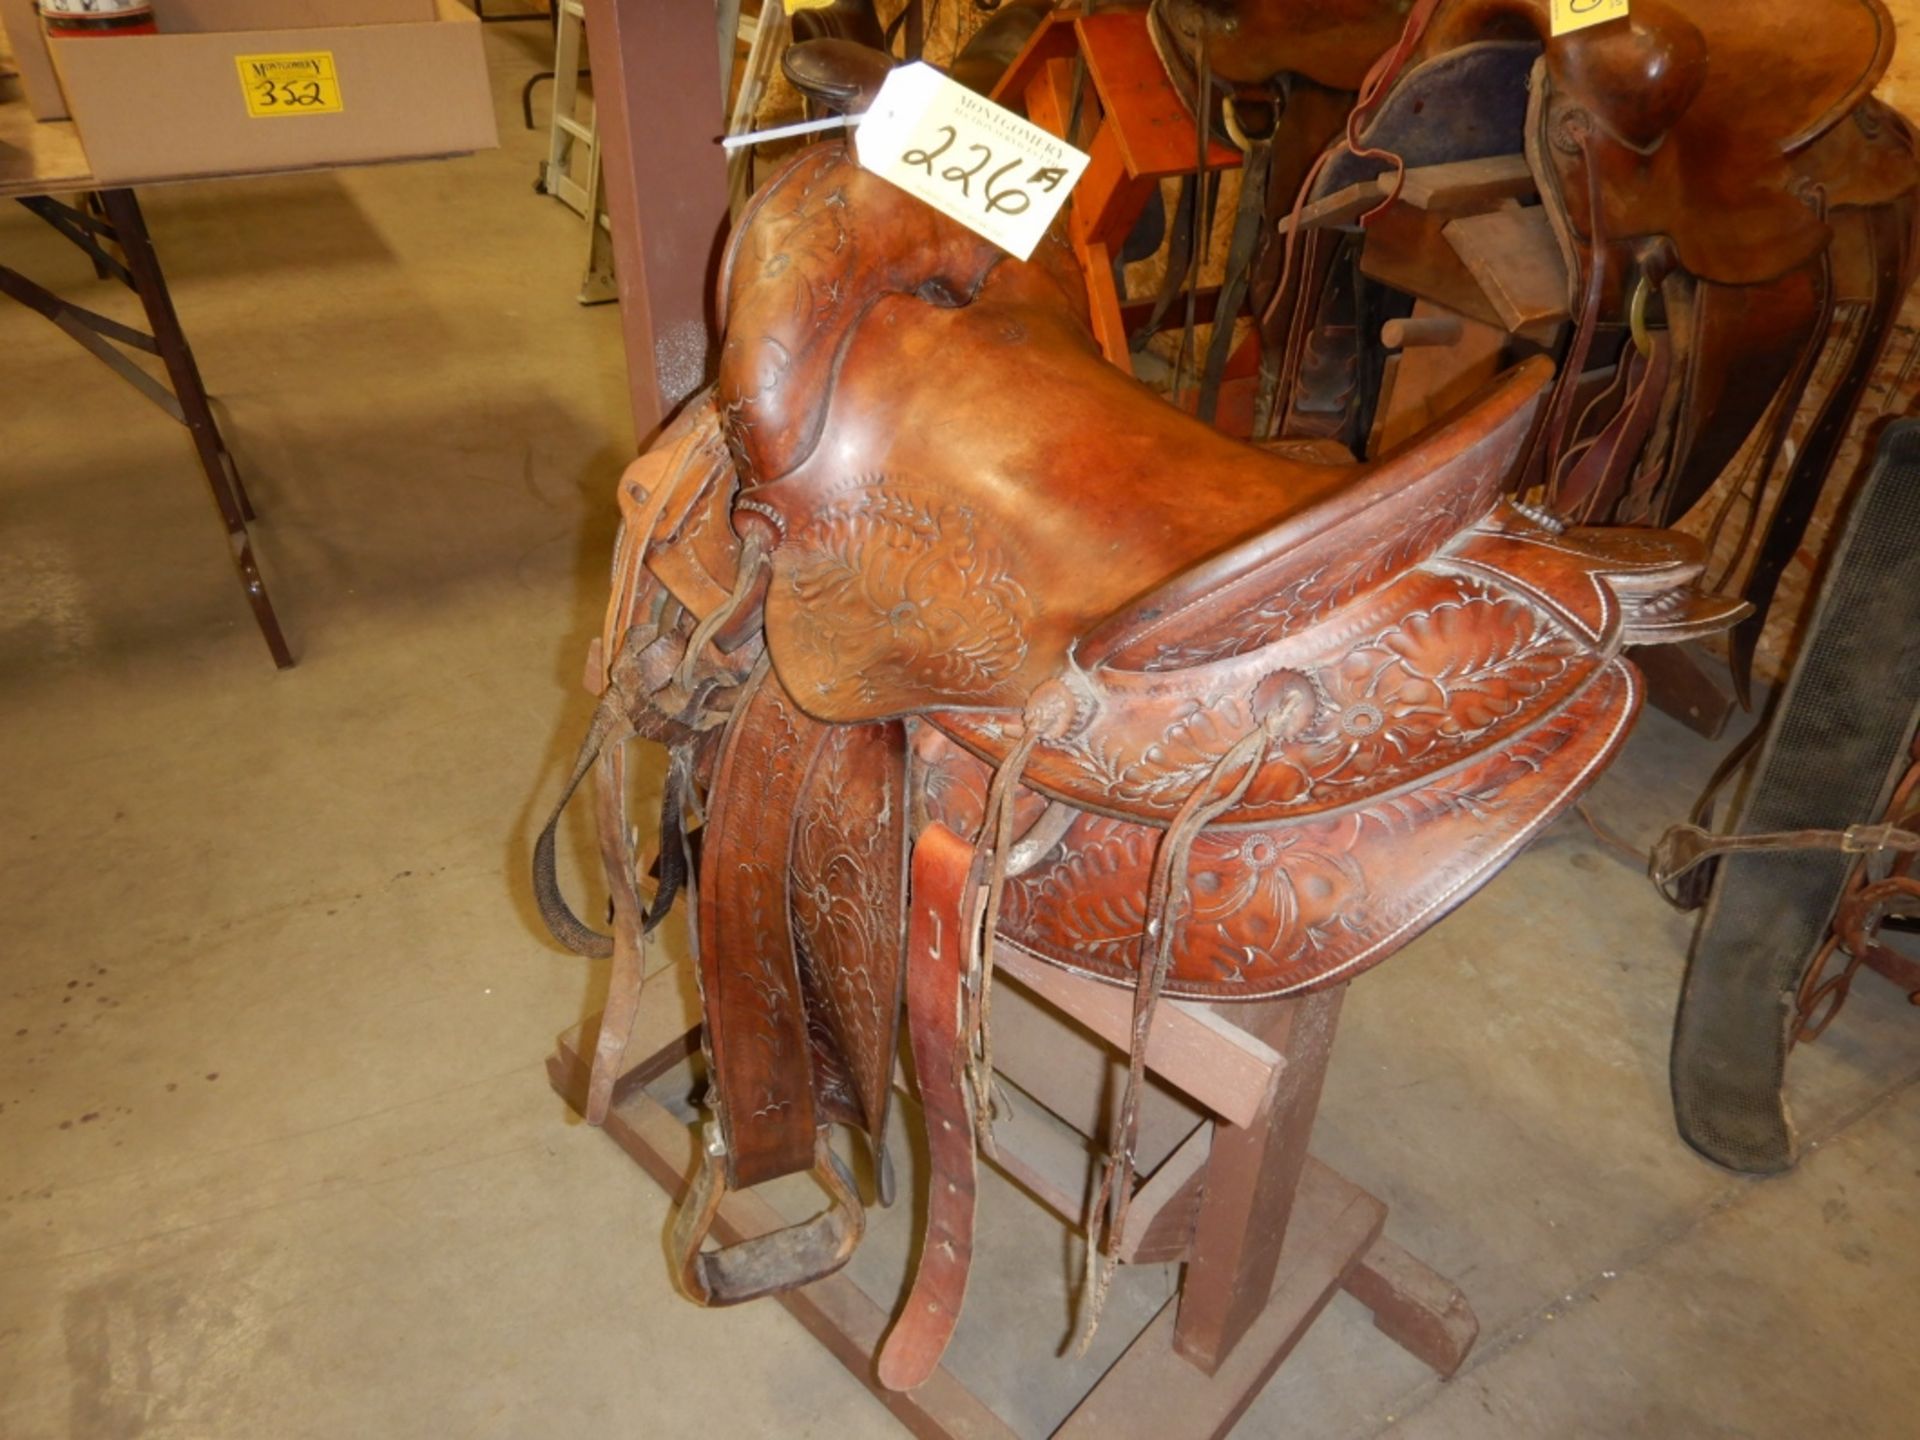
[537,142,1743,1389]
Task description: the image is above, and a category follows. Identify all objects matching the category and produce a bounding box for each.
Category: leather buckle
[1841,822,1920,854]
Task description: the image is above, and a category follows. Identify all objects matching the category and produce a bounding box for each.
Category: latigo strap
[877,824,983,1392]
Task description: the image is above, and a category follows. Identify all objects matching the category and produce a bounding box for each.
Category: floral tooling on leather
[776,483,1034,711]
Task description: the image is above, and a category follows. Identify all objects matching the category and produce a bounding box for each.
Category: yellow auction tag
[783,0,839,12]
[1551,0,1629,37]
[236,52,344,118]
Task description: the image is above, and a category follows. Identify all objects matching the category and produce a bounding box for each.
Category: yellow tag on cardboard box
[1550,0,1629,37]
[783,0,839,12]
[236,52,344,118]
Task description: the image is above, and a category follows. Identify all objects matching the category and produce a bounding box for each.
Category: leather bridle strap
[1197,127,1272,425]
[532,624,661,961]
[1130,174,1199,354]
[583,741,696,1124]
[1649,820,1920,905]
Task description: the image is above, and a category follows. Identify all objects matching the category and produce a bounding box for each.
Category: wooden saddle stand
[536,8,1748,1433]
[536,171,1736,1440]
[551,936,1473,1438]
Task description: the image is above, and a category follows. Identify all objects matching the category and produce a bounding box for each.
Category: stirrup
[671,1124,865,1306]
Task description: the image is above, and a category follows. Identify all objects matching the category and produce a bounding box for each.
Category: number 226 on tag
[855,63,1089,262]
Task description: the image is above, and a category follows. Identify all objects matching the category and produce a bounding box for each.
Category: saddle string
[673,526,769,694]
[1078,705,1294,1350]
[965,691,1074,1153]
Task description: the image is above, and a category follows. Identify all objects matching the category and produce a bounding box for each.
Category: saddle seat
[722,147,1559,730]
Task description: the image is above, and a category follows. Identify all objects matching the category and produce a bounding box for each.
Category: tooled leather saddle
[535,142,1742,1390]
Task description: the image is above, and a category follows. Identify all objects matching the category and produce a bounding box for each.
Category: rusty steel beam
[584,0,731,443]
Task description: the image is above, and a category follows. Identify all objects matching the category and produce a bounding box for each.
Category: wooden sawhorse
[548,942,1474,1436]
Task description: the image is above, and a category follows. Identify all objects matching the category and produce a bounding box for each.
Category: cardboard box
[46,0,497,183]
[0,0,69,120]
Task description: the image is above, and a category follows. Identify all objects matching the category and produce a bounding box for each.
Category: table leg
[96,188,292,668]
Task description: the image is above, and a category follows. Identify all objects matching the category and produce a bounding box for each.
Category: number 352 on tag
[855,63,1089,262]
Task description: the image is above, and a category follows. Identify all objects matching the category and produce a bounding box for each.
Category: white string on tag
[720,113,865,152]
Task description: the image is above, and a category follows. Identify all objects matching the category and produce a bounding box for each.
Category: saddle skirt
[544,141,1742,1386]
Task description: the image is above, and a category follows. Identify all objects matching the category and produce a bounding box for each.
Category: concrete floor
[4,27,1919,1440]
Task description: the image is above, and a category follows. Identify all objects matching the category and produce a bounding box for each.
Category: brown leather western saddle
[535,143,1741,1389]
[1150,0,1920,696]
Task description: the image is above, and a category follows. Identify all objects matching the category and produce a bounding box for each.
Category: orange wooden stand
[550,943,1476,1438]
[993,8,1241,368]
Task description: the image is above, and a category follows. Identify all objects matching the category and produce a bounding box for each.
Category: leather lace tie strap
[1078,688,1306,1348]
[674,526,769,693]
[1649,819,1920,905]
[965,681,1079,1154]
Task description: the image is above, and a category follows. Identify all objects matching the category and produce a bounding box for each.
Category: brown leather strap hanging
[877,823,984,1392]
